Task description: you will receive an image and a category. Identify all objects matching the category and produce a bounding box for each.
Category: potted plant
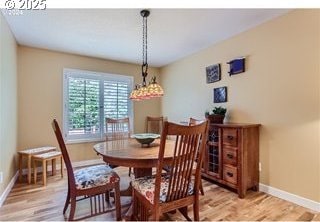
[205,106,227,123]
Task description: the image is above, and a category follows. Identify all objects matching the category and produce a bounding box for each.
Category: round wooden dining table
[94,138,175,178]
[94,138,175,219]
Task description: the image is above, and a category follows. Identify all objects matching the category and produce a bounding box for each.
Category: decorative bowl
[131,133,160,147]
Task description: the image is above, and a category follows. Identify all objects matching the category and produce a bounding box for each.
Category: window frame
[63,68,134,144]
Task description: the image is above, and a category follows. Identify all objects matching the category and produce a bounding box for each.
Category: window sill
[65,138,105,145]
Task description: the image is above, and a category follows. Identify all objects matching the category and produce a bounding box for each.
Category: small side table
[18,146,56,184]
[33,151,63,186]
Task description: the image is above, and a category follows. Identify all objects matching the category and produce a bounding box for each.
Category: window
[63,68,133,143]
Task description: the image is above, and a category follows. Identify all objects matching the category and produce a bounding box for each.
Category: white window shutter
[63,68,133,143]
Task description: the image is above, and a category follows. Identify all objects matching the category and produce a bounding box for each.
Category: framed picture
[227,57,245,75]
[214,86,227,103]
[206,64,221,83]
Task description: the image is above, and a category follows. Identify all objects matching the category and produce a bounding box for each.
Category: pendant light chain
[145,14,148,71]
[142,14,148,86]
[129,9,164,101]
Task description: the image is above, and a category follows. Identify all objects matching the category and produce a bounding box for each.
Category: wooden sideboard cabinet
[202,122,261,198]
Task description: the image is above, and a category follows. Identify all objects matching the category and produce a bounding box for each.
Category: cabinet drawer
[223,147,237,166]
[223,165,237,184]
[222,128,238,147]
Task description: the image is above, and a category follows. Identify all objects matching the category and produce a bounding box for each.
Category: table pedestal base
[134,167,152,178]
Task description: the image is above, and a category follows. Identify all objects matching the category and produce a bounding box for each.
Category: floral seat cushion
[132,175,194,204]
[74,165,119,190]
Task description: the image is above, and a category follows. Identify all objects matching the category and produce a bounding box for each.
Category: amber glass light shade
[129,86,140,101]
[136,85,150,100]
[147,77,164,98]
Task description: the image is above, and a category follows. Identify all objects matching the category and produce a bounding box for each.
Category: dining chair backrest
[188,117,206,195]
[105,117,130,141]
[52,119,75,187]
[154,120,208,205]
[145,116,165,134]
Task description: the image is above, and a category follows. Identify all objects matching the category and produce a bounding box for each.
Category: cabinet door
[205,126,222,178]
[206,145,220,178]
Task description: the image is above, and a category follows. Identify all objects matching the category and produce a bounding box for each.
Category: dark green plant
[211,106,227,116]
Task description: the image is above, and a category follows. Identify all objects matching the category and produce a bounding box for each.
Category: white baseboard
[259,183,320,212]
[0,171,18,207]
[0,159,104,208]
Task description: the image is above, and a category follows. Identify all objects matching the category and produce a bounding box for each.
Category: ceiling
[3,9,290,67]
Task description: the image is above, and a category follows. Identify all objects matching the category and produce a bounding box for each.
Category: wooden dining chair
[52,119,121,221]
[189,118,206,195]
[145,116,165,134]
[106,117,131,141]
[105,117,131,174]
[162,118,205,195]
[146,116,171,173]
[132,120,208,221]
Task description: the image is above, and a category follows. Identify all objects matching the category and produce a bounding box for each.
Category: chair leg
[153,210,160,221]
[114,183,121,221]
[132,190,143,221]
[199,179,204,195]
[179,206,192,221]
[193,197,200,221]
[132,190,138,220]
[128,167,132,177]
[63,185,70,214]
[60,156,63,178]
[105,190,111,206]
[69,197,76,221]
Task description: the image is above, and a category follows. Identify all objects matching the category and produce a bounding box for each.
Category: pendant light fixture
[129,9,164,101]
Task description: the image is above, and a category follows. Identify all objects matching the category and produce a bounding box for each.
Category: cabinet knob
[227,135,234,140]
[227,172,233,177]
[227,153,233,159]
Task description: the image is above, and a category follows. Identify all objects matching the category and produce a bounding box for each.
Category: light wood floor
[0,166,319,221]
